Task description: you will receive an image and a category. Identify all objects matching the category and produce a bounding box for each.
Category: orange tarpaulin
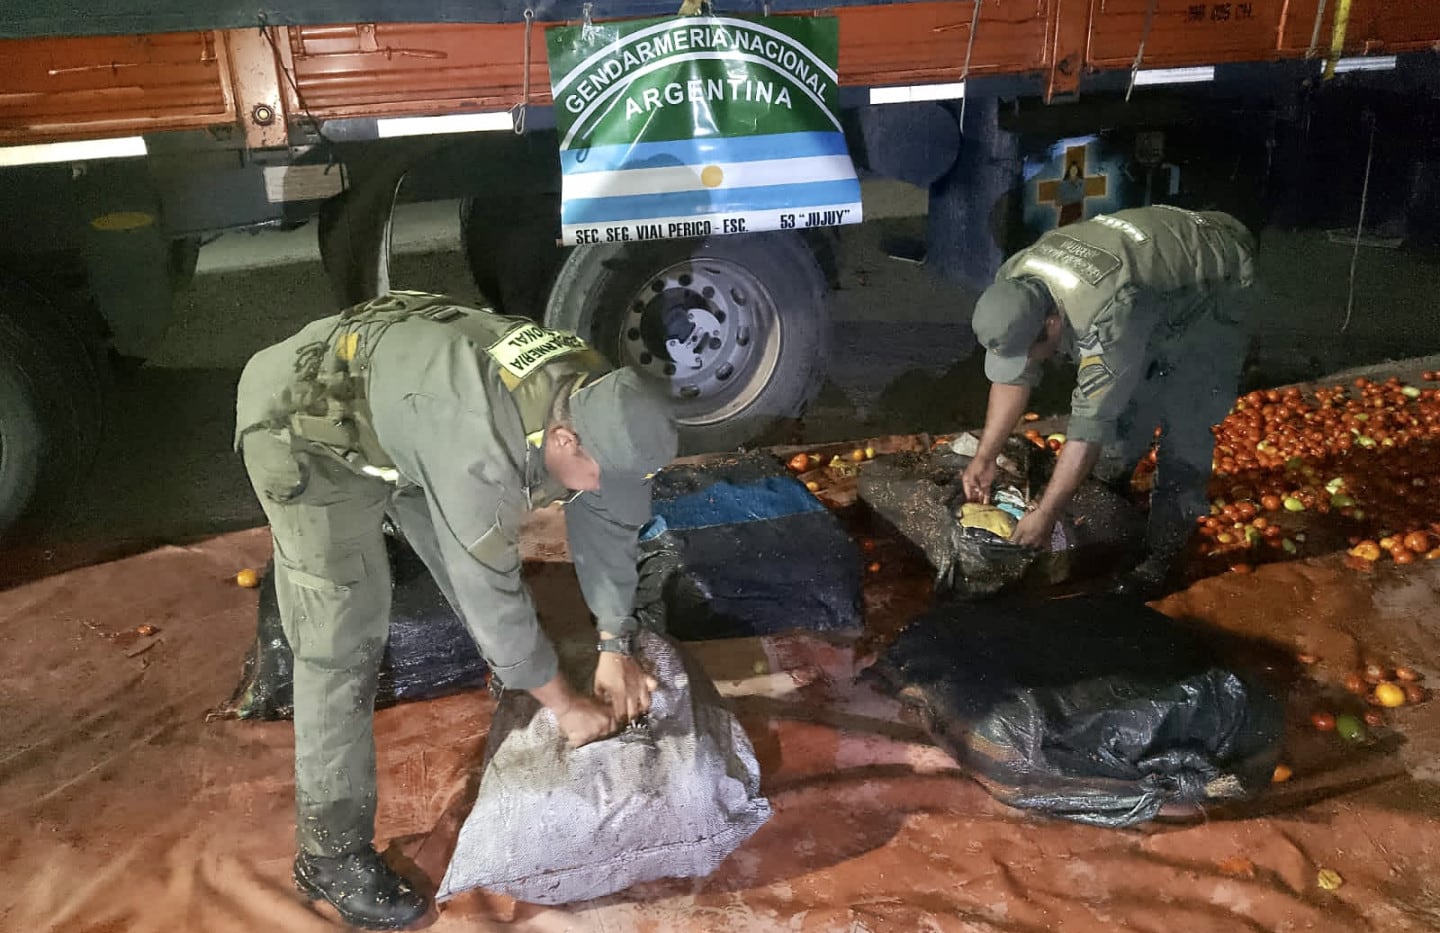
[3,527,1439,932]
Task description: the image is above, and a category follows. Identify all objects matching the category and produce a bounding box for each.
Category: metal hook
[513,8,535,135]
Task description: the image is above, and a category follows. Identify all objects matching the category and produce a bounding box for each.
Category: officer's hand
[1010,508,1057,549]
[555,694,616,747]
[594,652,659,725]
[962,458,997,504]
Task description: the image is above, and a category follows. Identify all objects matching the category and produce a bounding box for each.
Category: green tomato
[1335,714,1366,743]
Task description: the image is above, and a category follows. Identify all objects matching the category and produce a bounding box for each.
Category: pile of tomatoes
[1182,374,1440,570]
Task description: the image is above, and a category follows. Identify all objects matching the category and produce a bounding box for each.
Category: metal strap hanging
[959,0,982,127]
[1305,0,1328,58]
[1125,0,1161,101]
[1341,112,1376,333]
[512,8,534,135]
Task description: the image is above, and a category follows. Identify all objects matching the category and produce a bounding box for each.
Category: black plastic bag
[635,455,864,640]
[863,594,1285,828]
[224,455,862,720]
[220,533,489,721]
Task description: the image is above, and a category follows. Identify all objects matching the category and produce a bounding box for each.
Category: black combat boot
[1109,553,1179,601]
[294,846,429,930]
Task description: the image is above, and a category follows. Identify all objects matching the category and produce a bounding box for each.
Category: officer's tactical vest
[998,206,1256,337]
[281,290,610,478]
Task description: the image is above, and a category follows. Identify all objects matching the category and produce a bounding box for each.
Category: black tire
[0,288,106,541]
[544,231,829,454]
[460,195,571,321]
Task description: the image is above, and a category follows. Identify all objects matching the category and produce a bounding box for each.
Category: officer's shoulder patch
[1076,354,1115,399]
[486,322,588,384]
[1030,235,1123,288]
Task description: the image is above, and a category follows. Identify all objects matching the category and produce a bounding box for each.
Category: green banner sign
[545,15,862,246]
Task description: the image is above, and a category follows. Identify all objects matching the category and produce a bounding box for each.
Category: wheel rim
[617,258,782,428]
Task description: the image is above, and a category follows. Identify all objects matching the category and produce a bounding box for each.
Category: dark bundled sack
[636,454,864,640]
[223,455,862,720]
[863,594,1285,828]
[219,532,489,721]
[858,441,1145,598]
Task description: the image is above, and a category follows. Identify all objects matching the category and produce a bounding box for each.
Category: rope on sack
[1341,112,1376,333]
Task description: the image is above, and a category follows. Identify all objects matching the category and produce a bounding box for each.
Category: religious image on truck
[546,15,863,247]
[1024,136,1133,233]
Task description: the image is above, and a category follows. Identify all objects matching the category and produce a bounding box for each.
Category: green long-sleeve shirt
[994,206,1256,443]
[237,312,645,691]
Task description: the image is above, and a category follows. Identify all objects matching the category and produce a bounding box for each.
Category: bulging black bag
[222,455,862,720]
[634,455,863,641]
[219,532,489,721]
[863,593,1285,828]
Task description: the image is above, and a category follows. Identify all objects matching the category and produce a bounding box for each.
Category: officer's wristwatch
[597,631,637,657]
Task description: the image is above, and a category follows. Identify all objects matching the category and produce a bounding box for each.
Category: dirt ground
[3,496,1440,932]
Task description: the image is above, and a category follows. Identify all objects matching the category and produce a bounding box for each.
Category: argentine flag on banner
[545,15,863,246]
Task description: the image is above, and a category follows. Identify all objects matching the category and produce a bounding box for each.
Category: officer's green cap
[972,277,1053,384]
[570,369,678,523]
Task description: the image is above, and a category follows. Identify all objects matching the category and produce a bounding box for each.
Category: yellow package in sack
[958,502,1018,539]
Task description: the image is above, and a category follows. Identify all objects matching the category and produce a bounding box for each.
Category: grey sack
[436,630,771,905]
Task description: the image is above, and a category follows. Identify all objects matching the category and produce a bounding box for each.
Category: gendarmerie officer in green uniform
[961,206,1257,597]
[235,290,678,929]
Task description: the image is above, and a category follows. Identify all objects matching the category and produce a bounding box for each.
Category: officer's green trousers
[1101,294,1250,559]
[243,430,397,857]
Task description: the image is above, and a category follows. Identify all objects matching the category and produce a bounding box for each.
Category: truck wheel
[545,232,828,453]
[460,195,570,321]
[0,295,104,540]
